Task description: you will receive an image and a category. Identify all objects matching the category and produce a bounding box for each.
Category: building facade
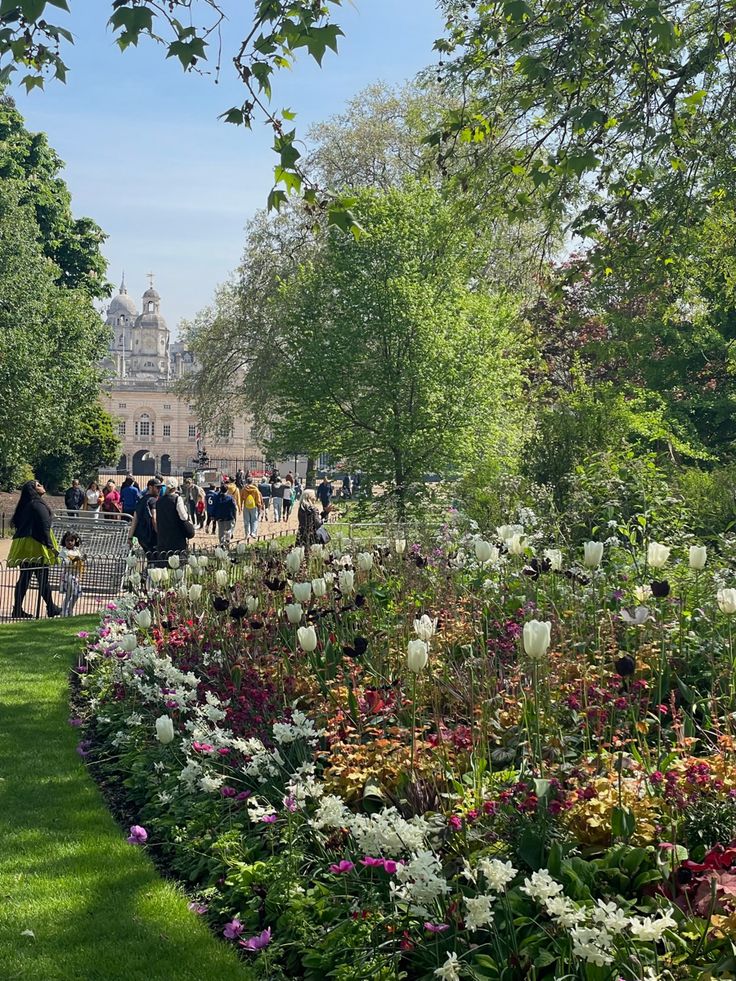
[101,276,263,476]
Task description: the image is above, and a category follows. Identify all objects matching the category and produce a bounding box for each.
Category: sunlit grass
[0,616,252,981]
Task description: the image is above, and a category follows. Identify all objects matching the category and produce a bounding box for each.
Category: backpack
[244,489,257,509]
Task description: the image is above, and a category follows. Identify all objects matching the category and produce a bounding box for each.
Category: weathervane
[146,271,155,289]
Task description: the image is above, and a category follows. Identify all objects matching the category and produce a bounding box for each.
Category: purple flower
[68,717,83,727]
[76,740,92,758]
[382,859,399,874]
[236,791,252,801]
[241,927,272,951]
[283,796,297,812]
[424,922,449,933]
[329,860,354,874]
[77,631,89,639]
[188,901,208,915]
[360,856,384,868]
[223,918,244,940]
[127,825,148,845]
[220,786,237,798]
[260,813,277,824]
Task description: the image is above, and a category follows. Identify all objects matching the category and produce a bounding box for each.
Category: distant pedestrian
[8,479,61,619]
[120,476,141,517]
[128,478,162,557]
[205,483,218,533]
[101,480,122,518]
[317,477,333,516]
[154,478,195,562]
[296,488,324,550]
[241,478,263,539]
[83,480,102,518]
[257,477,271,521]
[215,484,237,544]
[64,478,84,511]
[342,474,352,499]
[235,468,245,489]
[281,478,294,522]
[271,475,283,522]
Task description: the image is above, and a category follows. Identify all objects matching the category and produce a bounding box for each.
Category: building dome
[108,292,138,317]
[143,286,160,301]
[135,311,168,329]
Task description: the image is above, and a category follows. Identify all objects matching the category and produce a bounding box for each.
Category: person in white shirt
[59,531,84,617]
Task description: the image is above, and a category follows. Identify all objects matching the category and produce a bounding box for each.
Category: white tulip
[197,555,209,568]
[128,571,142,588]
[178,583,189,599]
[297,625,318,652]
[148,567,164,584]
[620,606,650,626]
[286,548,304,575]
[292,581,312,604]
[634,584,653,603]
[506,533,527,556]
[338,570,355,594]
[246,595,259,613]
[413,614,437,642]
[236,541,247,555]
[543,548,563,572]
[215,569,229,587]
[474,539,494,563]
[523,620,552,660]
[310,544,325,560]
[497,524,523,542]
[718,588,736,615]
[214,547,227,561]
[394,539,407,555]
[583,541,604,568]
[285,602,303,624]
[689,545,707,570]
[406,638,429,673]
[323,571,336,584]
[167,554,180,570]
[125,553,138,569]
[357,552,374,572]
[647,542,670,569]
[173,568,184,582]
[119,634,137,652]
[188,584,203,602]
[155,715,175,745]
[134,609,152,630]
[312,577,327,597]
[188,555,199,569]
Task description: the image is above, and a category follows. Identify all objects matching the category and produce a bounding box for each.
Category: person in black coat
[8,480,62,618]
[64,479,84,511]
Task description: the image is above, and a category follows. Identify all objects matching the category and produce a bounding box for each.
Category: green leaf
[267,188,287,212]
[20,0,46,19]
[220,107,244,126]
[611,805,636,840]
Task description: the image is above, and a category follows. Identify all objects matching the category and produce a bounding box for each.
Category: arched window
[148,301,154,313]
[136,412,153,438]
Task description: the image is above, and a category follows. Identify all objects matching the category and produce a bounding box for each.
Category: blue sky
[12,0,443,332]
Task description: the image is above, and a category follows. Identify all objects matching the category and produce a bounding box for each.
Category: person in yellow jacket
[240,479,263,539]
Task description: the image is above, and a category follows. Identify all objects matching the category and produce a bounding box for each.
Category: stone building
[101,276,263,476]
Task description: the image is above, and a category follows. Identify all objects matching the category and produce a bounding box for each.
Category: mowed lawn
[0,616,252,981]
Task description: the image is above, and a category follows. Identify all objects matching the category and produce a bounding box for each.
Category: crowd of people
[6,469,356,618]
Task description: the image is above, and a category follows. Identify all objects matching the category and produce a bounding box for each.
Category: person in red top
[101,479,122,519]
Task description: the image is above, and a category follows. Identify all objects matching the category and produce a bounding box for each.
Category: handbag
[316,524,331,544]
[175,495,196,539]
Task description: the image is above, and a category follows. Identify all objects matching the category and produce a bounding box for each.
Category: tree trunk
[393,448,406,522]
[306,456,316,489]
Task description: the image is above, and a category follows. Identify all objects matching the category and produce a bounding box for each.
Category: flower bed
[75,524,736,979]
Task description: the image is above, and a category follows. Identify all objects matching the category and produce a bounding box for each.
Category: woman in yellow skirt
[8,480,61,619]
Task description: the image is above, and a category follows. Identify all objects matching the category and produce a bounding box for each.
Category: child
[59,531,84,617]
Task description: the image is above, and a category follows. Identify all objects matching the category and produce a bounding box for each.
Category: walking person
[240,477,263,539]
[153,478,195,563]
[120,476,141,517]
[281,477,294,522]
[83,480,102,518]
[215,483,237,545]
[101,480,122,518]
[257,476,271,522]
[296,488,325,551]
[59,531,84,617]
[64,478,84,511]
[205,484,218,534]
[317,476,333,517]
[128,478,162,558]
[271,475,283,522]
[8,479,61,619]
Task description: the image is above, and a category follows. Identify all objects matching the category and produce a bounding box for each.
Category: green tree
[252,183,526,507]
[0,95,107,296]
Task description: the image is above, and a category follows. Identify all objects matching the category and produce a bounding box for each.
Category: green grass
[0,616,252,981]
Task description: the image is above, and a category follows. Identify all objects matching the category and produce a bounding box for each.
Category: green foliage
[0,95,107,296]
[35,404,119,490]
[253,182,527,499]
[0,172,112,489]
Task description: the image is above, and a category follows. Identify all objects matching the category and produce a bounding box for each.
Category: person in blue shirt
[215,484,237,544]
[120,476,142,516]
